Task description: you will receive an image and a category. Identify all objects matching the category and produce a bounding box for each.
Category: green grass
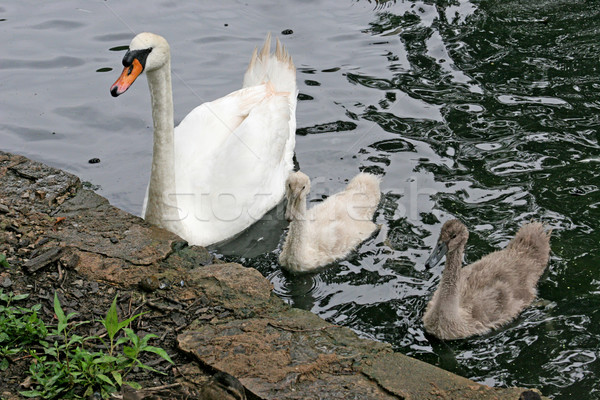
[0,290,173,399]
[0,290,48,371]
[0,254,9,269]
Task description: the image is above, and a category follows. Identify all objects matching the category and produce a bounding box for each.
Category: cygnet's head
[285,171,311,222]
[438,219,469,249]
[110,32,170,97]
[425,219,469,268]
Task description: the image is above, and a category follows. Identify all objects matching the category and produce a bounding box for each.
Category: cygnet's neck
[435,244,464,315]
[284,194,308,254]
[143,60,181,232]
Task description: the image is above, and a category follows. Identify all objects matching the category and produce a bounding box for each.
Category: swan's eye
[122,48,153,68]
[301,185,306,190]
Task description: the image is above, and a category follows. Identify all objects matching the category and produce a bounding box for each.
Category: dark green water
[223,1,600,398]
[1,0,599,398]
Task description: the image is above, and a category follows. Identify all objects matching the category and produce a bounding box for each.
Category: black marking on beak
[122,48,152,69]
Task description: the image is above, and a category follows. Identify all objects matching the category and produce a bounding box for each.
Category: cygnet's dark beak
[425,241,448,268]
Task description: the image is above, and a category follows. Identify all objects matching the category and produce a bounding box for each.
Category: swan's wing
[306,198,376,260]
[174,84,271,167]
[460,255,535,323]
[172,84,276,239]
[173,84,271,195]
[173,87,294,243]
[207,93,293,222]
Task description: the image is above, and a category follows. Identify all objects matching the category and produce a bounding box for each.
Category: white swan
[279,171,381,273]
[110,32,297,246]
[423,219,551,340]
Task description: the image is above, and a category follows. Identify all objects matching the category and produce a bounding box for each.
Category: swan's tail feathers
[260,32,272,61]
[507,221,551,269]
[244,33,297,96]
[346,173,382,206]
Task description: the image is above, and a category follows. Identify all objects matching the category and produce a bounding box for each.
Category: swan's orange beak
[110,58,143,97]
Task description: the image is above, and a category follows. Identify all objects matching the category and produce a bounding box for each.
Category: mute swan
[110,32,296,246]
[200,371,246,400]
[279,171,381,272]
[423,219,551,340]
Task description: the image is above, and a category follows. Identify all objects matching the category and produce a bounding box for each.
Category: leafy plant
[0,290,48,371]
[0,254,9,268]
[21,293,174,399]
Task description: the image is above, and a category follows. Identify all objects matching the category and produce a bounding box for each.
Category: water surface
[1,1,599,398]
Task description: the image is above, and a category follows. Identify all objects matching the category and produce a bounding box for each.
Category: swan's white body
[112,33,296,246]
[279,172,381,273]
[423,220,551,340]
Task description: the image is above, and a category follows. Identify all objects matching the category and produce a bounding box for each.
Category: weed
[0,254,9,268]
[0,290,48,371]
[18,293,174,399]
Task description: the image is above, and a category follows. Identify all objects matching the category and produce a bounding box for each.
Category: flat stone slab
[362,352,528,400]
[0,151,548,399]
[178,263,542,400]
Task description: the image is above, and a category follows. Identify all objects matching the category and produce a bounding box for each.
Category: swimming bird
[279,171,381,272]
[422,219,550,340]
[110,32,296,246]
[200,371,246,400]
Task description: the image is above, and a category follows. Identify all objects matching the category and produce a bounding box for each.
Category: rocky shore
[0,150,546,399]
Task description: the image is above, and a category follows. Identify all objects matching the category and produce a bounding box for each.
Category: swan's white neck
[143,59,182,233]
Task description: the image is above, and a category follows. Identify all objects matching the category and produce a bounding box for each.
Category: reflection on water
[2,0,599,399]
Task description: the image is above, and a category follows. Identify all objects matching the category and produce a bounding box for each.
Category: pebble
[159,280,171,290]
[281,29,293,35]
[73,279,85,287]
[139,275,160,292]
[1,277,12,288]
[89,281,99,294]
[88,158,101,164]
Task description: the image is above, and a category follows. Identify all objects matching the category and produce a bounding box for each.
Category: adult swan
[110,32,297,246]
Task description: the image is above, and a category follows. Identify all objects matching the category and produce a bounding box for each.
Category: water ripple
[0,56,84,69]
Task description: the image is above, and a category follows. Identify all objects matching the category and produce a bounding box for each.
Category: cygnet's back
[279,172,381,272]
